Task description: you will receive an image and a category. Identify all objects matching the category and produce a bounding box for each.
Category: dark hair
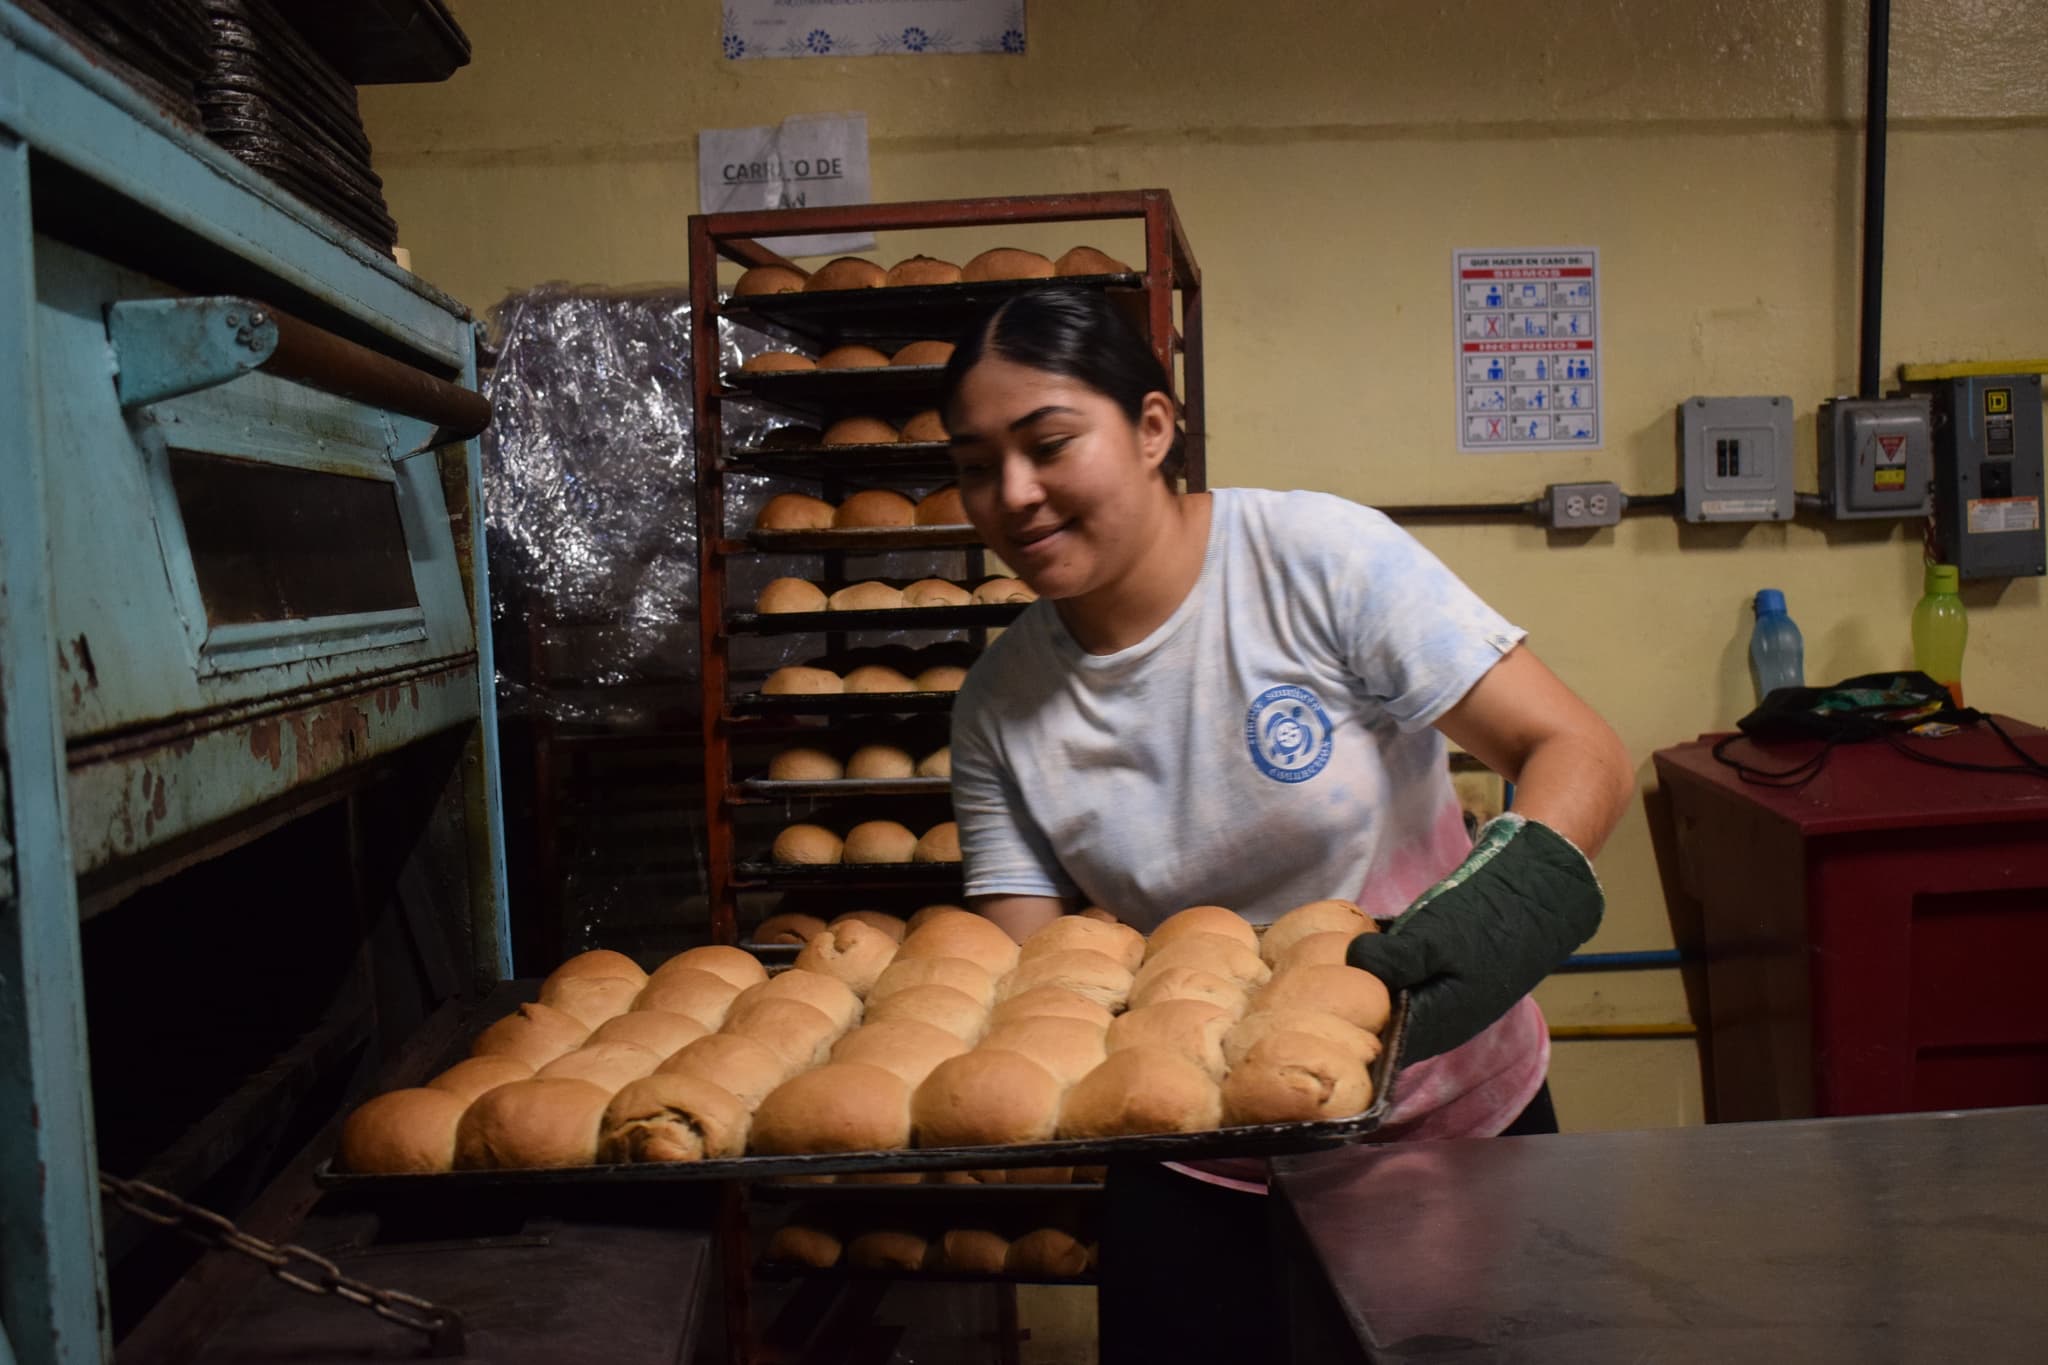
[940,287,1187,482]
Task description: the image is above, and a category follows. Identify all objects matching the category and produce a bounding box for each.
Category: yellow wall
[363,1,2048,1133]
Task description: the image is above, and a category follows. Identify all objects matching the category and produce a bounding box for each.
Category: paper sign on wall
[722,0,1026,60]
[698,115,874,258]
[1454,248,1602,452]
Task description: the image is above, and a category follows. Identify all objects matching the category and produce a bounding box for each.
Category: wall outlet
[1546,481,1622,529]
[1679,395,1795,523]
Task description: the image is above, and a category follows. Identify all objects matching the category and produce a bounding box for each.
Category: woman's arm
[969,894,1070,945]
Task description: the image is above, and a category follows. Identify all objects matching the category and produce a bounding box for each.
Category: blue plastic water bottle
[1749,589,1806,701]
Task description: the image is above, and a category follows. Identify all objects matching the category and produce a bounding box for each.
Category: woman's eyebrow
[1008,405,1082,431]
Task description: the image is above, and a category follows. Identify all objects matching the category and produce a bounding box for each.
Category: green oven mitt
[1346,814,1603,1064]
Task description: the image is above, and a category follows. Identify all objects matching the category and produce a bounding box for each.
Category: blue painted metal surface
[461,328,514,982]
[105,297,279,408]
[1558,949,1690,972]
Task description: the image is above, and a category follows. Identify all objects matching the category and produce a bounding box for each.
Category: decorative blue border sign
[723,1,1026,60]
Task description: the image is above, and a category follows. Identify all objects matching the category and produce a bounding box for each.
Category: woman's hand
[969,895,1070,945]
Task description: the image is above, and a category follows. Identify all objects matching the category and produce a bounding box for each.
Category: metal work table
[1269,1107,2048,1363]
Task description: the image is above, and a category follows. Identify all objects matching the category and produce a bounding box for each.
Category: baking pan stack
[30,0,213,123]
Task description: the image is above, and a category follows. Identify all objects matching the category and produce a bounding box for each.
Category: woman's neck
[1056,491,1214,655]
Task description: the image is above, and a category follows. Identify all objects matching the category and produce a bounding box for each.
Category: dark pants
[1098,1082,1558,1365]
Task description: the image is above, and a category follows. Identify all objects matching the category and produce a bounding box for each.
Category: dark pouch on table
[1715,670,2047,786]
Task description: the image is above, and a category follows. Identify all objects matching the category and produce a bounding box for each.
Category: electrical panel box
[1679,396,1795,523]
[1818,396,1933,519]
[1910,373,2046,580]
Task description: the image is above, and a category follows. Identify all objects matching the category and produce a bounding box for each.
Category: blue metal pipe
[1557,949,1689,971]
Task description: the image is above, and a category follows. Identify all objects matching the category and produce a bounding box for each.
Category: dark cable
[1859,0,1890,399]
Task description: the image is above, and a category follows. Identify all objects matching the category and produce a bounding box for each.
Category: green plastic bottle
[1911,563,1968,707]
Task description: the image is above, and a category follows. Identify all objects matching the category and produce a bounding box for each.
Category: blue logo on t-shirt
[1245,685,1334,783]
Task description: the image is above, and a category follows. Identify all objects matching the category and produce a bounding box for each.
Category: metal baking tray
[752,1180,1101,1201]
[724,440,957,480]
[740,777,950,800]
[745,526,980,553]
[756,1265,1097,1287]
[726,603,1022,636]
[719,274,1143,348]
[729,692,956,717]
[733,861,964,889]
[722,363,946,408]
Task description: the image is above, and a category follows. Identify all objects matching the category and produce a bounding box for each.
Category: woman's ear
[1135,390,1178,474]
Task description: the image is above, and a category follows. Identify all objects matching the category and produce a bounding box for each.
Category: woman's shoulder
[1216,487,1404,559]
[953,604,1061,724]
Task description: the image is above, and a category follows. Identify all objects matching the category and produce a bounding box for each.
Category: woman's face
[946,354,1175,601]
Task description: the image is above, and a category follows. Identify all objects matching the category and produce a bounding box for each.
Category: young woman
[940,288,1634,1362]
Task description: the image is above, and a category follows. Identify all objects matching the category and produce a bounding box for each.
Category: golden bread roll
[1221,1031,1375,1126]
[914,486,967,524]
[845,1229,930,1271]
[869,956,997,1011]
[845,744,915,779]
[537,1041,661,1093]
[740,350,816,373]
[586,1010,709,1057]
[913,821,962,862]
[899,911,1022,976]
[833,489,916,528]
[828,581,905,612]
[735,264,806,296]
[892,339,955,367]
[998,949,1133,1012]
[973,576,1038,604]
[632,969,741,1031]
[842,665,917,694]
[1021,916,1146,972]
[823,416,899,446]
[908,903,965,929]
[544,949,648,990]
[772,823,843,864]
[865,983,989,1042]
[471,1002,591,1070]
[455,1078,611,1169]
[911,1051,1061,1146]
[885,254,962,287]
[818,344,891,369]
[915,667,968,693]
[1221,1007,1381,1071]
[1006,1228,1090,1278]
[1055,245,1132,276]
[763,666,841,696]
[729,969,864,1035]
[1134,933,1271,993]
[1057,1047,1223,1139]
[726,998,844,1069]
[1256,964,1393,1034]
[805,256,886,292]
[901,410,947,443]
[902,578,971,608]
[792,919,899,998]
[987,986,1116,1032]
[768,748,843,782]
[915,747,952,778]
[426,1055,533,1105]
[979,1015,1110,1088]
[338,1089,467,1174]
[539,974,643,1029]
[843,819,918,864]
[757,577,828,614]
[961,247,1055,282]
[1274,931,1356,973]
[1261,899,1375,965]
[752,1063,912,1152]
[655,944,768,992]
[935,1228,1010,1273]
[832,910,909,943]
[1128,966,1249,1018]
[1106,999,1234,1079]
[830,1018,970,1087]
[658,1033,791,1109]
[1080,907,1119,923]
[756,492,835,530]
[599,1072,750,1162]
[1147,905,1259,958]
[765,1224,842,1268]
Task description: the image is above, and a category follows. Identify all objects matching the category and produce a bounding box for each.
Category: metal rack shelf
[741,525,983,553]
[737,777,952,800]
[734,861,965,889]
[722,362,947,410]
[728,692,958,718]
[723,439,958,481]
[725,603,1024,635]
[720,273,1143,348]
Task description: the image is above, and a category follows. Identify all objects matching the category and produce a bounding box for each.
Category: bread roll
[763,666,841,696]
[587,1010,709,1058]
[845,1230,930,1271]
[544,949,648,990]
[912,1051,1061,1146]
[818,344,891,369]
[987,986,1115,1032]
[339,1089,467,1173]
[600,1072,750,1162]
[901,410,947,443]
[833,489,916,528]
[1147,905,1259,959]
[935,1228,1010,1273]
[828,581,905,612]
[741,350,816,373]
[869,956,997,1011]
[805,256,886,292]
[1127,967,1249,1019]
[1006,1228,1090,1278]
[831,1018,970,1087]
[1274,930,1356,973]
[886,254,962,287]
[832,910,909,943]
[915,747,952,778]
[1261,899,1376,965]
[426,1055,533,1105]
[726,998,844,1070]
[845,744,915,779]
[979,1015,1109,1088]
[823,416,899,446]
[1106,999,1233,1079]
[756,492,835,530]
[539,974,643,1029]
[1021,917,1145,972]
[793,919,899,998]
[865,983,989,1042]
[843,820,918,864]
[765,1223,842,1268]
[658,1033,791,1109]
[537,1041,661,1093]
[768,748,843,782]
[772,824,843,865]
[752,1063,912,1153]
[914,486,967,525]
[757,577,828,614]
[660,944,769,992]
[913,821,961,863]
[729,968,864,1034]
[1222,1031,1375,1126]
[899,911,1021,977]
[842,665,917,694]
[633,969,741,1030]
[1256,964,1393,1034]
[1055,245,1132,276]
[455,1078,611,1169]
[735,265,806,296]
[908,903,965,929]
[902,578,971,608]
[962,247,1054,282]
[892,340,955,367]
[999,949,1132,1012]
[1134,933,1271,993]
[471,1002,591,1070]
[1057,1047,1223,1139]
[915,667,968,693]
[973,576,1038,604]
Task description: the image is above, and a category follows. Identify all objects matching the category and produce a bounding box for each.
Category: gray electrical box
[1907,372,2046,580]
[1818,396,1933,519]
[1679,395,1795,523]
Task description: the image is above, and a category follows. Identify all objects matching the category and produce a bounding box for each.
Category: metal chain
[100,1172,466,1356]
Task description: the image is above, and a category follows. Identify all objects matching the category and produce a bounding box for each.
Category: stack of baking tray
[29,0,212,123]
[197,0,399,250]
